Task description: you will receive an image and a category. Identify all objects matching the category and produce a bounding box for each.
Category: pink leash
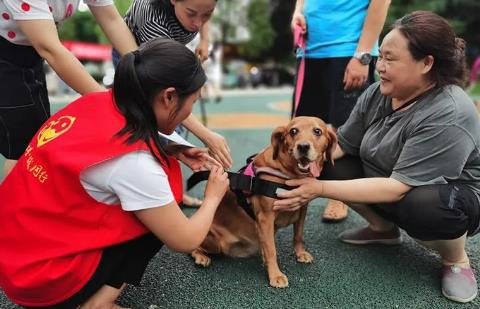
[293,24,306,117]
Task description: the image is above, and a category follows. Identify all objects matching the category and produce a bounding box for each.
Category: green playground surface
[1,88,480,308]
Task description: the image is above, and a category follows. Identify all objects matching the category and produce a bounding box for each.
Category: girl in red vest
[0,38,229,309]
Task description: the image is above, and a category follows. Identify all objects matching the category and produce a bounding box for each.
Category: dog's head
[271,116,337,178]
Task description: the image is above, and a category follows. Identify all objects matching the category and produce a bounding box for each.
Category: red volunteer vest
[0,90,183,306]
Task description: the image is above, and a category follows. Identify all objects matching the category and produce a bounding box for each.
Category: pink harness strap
[243,162,291,180]
[293,24,306,117]
[243,161,255,177]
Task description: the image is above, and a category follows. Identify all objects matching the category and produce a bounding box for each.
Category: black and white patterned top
[124,0,197,45]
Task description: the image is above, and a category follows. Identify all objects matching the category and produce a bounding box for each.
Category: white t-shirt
[80,150,174,211]
[0,0,112,45]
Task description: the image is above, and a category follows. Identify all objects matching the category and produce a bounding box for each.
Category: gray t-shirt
[337,82,480,195]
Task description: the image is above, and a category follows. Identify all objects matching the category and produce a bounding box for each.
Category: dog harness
[187,155,296,219]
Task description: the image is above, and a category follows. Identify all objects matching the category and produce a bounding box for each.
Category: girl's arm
[134,165,229,252]
[182,114,233,169]
[89,4,138,55]
[196,21,210,62]
[17,19,103,94]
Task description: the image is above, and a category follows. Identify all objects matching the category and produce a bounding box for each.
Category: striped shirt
[124,0,197,46]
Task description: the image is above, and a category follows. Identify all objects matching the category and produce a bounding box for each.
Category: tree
[266,0,480,64]
[241,0,275,60]
[59,0,132,43]
[385,0,480,62]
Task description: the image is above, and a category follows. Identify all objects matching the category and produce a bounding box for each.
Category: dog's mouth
[296,158,320,177]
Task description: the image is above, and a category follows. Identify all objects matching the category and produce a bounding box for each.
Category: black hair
[113,38,206,164]
[392,11,468,88]
[151,0,218,10]
[151,0,174,11]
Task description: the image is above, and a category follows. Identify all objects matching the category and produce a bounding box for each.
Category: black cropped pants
[23,233,162,309]
[320,155,480,241]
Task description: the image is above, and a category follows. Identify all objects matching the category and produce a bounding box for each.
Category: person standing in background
[114,0,232,207]
[203,41,223,103]
[291,0,391,222]
[0,0,139,179]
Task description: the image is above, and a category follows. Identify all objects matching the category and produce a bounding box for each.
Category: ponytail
[113,38,206,164]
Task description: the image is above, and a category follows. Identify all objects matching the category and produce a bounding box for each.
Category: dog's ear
[271,126,286,160]
[325,127,338,165]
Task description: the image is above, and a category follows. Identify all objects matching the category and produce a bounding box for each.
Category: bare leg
[418,233,477,303]
[348,203,396,232]
[416,233,469,266]
[79,283,129,309]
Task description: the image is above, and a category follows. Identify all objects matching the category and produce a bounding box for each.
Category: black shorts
[320,155,480,241]
[0,36,50,160]
[292,57,376,128]
[23,233,163,309]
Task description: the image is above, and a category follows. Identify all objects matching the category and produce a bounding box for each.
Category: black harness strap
[187,171,295,199]
[187,170,296,220]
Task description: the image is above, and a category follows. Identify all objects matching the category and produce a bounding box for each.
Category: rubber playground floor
[1,88,480,308]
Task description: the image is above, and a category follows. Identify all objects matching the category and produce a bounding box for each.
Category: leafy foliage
[58,0,479,63]
[270,0,480,61]
[242,0,274,59]
[58,0,132,43]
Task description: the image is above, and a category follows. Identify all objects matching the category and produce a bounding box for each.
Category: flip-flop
[322,199,348,222]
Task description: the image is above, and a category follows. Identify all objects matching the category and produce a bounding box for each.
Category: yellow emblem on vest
[37,116,76,147]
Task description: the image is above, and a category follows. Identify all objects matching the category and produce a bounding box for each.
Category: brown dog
[191,116,337,288]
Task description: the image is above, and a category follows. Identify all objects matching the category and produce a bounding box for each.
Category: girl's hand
[204,131,233,169]
[273,178,322,211]
[177,147,221,172]
[196,40,210,62]
[204,165,229,205]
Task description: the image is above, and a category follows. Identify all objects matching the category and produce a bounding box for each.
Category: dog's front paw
[192,249,211,267]
[269,273,289,288]
[296,250,313,263]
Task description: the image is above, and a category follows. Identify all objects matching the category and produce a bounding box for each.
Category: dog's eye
[289,128,298,136]
[313,128,322,136]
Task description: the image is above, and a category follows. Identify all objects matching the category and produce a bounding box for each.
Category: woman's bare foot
[322,199,348,222]
[182,193,203,207]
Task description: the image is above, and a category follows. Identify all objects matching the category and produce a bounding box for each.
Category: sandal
[322,199,348,222]
[181,194,203,208]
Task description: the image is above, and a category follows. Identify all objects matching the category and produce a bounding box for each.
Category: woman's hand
[177,147,221,172]
[291,11,307,34]
[204,165,230,205]
[204,131,233,169]
[273,178,322,211]
[343,57,369,91]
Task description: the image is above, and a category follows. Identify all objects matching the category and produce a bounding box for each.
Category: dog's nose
[297,142,310,154]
